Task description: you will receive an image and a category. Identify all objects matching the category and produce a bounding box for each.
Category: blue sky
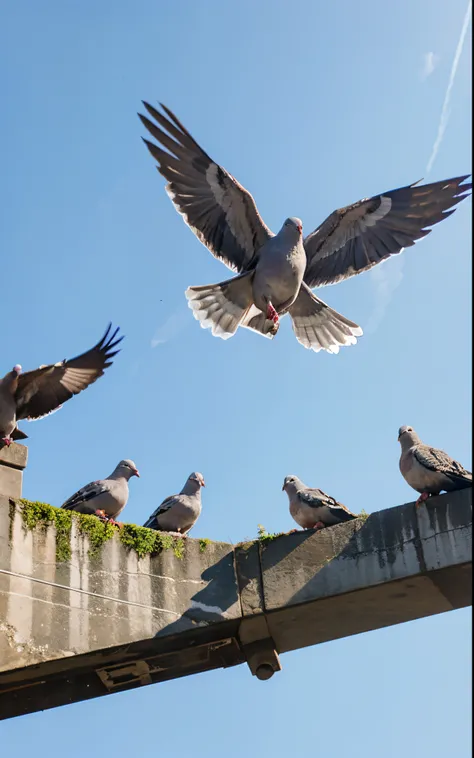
[2,0,471,755]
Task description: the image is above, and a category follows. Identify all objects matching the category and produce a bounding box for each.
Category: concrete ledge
[0,487,471,719]
[0,499,240,674]
[0,444,28,499]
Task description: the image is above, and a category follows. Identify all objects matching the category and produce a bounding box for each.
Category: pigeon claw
[266,302,280,326]
[312,521,326,531]
[94,509,108,521]
[415,492,430,508]
[1,437,12,447]
[107,518,123,528]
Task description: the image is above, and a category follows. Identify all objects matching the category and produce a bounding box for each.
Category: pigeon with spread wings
[139,102,470,353]
[0,324,123,447]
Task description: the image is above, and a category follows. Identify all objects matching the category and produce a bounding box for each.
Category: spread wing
[139,102,273,273]
[303,175,471,288]
[414,445,472,483]
[143,494,179,529]
[15,324,123,421]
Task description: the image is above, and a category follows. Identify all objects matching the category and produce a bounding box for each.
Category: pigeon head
[282,475,304,494]
[2,365,22,391]
[189,471,206,488]
[281,217,303,237]
[116,459,140,479]
[398,426,421,447]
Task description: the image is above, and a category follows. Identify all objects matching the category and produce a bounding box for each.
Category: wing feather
[15,324,123,421]
[304,176,471,288]
[139,102,272,272]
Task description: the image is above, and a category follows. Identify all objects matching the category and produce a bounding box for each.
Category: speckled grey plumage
[282,475,356,530]
[143,472,205,535]
[398,425,472,500]
[61,459,140,519]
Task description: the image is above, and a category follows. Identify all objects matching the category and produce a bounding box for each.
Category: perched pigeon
[282,475,356,530]
[61,459,140,523]
[398,425,472,506]
[143,471,205,536]
[139,101,471,353]
[0,324,123,448]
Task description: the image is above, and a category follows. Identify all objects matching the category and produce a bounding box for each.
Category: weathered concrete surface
[0,444,28,499]
[0,487,471,720]
[0,498,240,674]
[258,489,472,653]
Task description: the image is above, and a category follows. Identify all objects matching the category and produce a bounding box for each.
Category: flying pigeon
[143,471,205,536]
[282,475,356,530]
[61,459,140,524]
[398,425,472,507]
[0,324,123,448]
[139,101,471,353]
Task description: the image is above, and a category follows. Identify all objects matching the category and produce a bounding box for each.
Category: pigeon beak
[201,479,206,487]
[297,224,302,234]
[282,483,286,491]
[134,469,140,478]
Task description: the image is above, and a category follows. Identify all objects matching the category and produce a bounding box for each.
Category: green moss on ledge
[199,538,211,553]
[19,500,73,562]
[257,524,285,544]
[120,523,185,559]
[76,514,117,558]
[357,509,370,522]
[18,500,187,561]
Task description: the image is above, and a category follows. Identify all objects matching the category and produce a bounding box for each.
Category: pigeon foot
[312,521,326,530]
[108,518,123,528]
[95,509,108,520]
[415,492,430,508]
[266,302,279,325]
[1,437,12,447]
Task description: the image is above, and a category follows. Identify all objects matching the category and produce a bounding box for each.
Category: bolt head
[255,663,275,681]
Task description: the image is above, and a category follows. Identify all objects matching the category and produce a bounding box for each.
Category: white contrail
[427,1,472,174]
[367,2,471,334]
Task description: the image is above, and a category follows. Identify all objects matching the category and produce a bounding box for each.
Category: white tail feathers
[289,283,362,354]
[185,273,254,340]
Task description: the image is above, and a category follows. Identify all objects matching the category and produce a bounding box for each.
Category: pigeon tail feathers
[185,271,254,339]
[289,283,362,354]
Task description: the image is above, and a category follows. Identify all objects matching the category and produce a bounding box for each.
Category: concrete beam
[0,487,471,720]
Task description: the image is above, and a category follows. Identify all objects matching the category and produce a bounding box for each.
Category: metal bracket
[97,660,152,690]
[238,617,282,680]
[242,638,281,680]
